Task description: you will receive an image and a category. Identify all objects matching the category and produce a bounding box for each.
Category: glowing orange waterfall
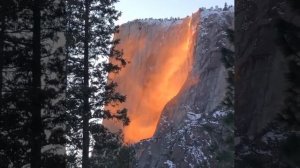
[104,11,200,143]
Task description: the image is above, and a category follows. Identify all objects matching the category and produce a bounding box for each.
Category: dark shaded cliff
[235,0,300,167]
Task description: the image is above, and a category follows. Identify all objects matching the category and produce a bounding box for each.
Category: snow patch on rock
[164,160,176,168]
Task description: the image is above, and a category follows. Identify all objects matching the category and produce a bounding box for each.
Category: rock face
[133,8,234,167]
[235,0,288,139]
[105,10,199,143]
[235,0,300,167]
[106,6,233,167]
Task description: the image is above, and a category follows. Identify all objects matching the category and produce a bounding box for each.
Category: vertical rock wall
[135,8,233,167]
[235,0,300,167]
[105,11,199,143]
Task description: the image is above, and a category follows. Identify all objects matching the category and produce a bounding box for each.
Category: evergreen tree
[0,0,66,167]
[89,124,136,168]
[276,0,300,166]
[65,0,129,167]
[0,0,4,112]
[30,0,66,166]
[276,0,300,132]
[221,28,234,109]
[0,1,33,166]
[223,2,229,11]
[31,0,43,166]
[218,28,234,168]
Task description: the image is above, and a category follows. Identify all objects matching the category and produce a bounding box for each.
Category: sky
[115,0,234,24]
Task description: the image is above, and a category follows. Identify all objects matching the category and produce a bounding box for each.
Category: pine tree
[218,28,234,168]
[31,0,43,166]
[0,1,4,112]
[0,1,32,166]
[66,0,129,167]
[0,0,66,167]
[90,124,136,168]
[275,0,300,166]
[221,28,234,109]
[223,2,229,11]
[31,0,67,166]
[276,0,300,131]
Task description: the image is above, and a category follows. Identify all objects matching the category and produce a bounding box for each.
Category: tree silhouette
[65,0,129,167]
[0,0,66,167]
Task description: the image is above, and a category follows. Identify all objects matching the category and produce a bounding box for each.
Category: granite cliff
[106,7,234,167]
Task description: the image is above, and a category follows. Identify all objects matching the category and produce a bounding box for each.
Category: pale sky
[115,0,234,24]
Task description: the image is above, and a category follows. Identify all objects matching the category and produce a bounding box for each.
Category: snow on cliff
[131,7,234,168]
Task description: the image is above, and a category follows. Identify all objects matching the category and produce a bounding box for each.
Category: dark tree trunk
[0,12,4,112]
[31,0,42,167]
[82,0,90,167]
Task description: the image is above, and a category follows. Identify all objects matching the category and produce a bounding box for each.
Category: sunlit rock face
[135,8,234,167]
[104,11,199,143]
[105,6,234,167]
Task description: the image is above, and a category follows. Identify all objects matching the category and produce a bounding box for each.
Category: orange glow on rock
[104,12,199,143]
